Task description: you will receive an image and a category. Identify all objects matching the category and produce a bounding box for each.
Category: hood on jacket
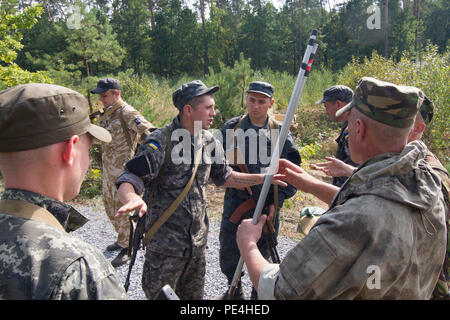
[342,140,443,212]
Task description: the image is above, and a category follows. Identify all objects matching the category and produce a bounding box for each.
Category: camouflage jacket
[220,114,301,219]
[258,141,447,299]
[0,189,127,300]
[427,150,450,300]
[97,99,154,180]
[333,122,359,187]
[116,116,232,257]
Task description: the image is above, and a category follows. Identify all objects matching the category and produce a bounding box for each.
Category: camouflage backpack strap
[119,107,134,153]
[267,115,280,214]
[268,115,280,130]
[145,126,173,204]
[231,115,246,156]
[0,199,64,231]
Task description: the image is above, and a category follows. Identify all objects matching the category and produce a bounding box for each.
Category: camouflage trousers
[142,250,206,300]
[103,174,130,248]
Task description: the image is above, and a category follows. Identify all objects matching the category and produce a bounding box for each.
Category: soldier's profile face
[190,95,216,130]
[346,109,362,164]
[99,89,118,108]
[324,100,340,122]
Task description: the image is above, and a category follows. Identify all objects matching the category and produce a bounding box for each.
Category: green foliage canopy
[0,2,51,88]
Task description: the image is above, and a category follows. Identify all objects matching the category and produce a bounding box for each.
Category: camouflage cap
[247,81,274,98]
[316,85,353,104]
[419,94,434,124]
[0,83,111,152]
[336,77,424,128]
[172,80,219,110]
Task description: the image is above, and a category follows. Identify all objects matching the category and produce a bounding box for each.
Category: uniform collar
[99,98,124,121]
[0,189,88,232]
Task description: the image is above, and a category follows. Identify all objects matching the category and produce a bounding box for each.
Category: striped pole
[228,29,319,300]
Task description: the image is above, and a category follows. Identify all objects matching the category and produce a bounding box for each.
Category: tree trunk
[147,0,156,31]
[77,29,92,113]
[384,0,389,58]
[42,0,54,22]
[200,0,210,75]
[290,0,297,75]
[413,0,420,54]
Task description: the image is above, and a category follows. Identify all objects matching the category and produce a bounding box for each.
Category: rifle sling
[0,199,64,231]
[142,144,203,246]
[119,108,133,152]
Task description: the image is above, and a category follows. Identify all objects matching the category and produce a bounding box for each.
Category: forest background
[0,0,448,201]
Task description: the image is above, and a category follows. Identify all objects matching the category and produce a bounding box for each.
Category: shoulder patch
[148,141,160,150]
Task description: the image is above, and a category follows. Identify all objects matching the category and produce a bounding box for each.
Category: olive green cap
[336,77,424,128]
[0,83,111,152]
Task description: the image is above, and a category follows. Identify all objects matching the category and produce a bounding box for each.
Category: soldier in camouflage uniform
[0,83,126,299]
[314,85,359,186]
[412,98,450,300]
[237,77,447,299]
[115,80,279,300]
[91,78,154,267]
[217,81,301,299]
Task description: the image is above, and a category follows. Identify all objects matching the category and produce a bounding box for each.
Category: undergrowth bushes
[46,47,448,198]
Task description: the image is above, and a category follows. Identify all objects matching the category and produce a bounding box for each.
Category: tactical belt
[0,199,64,231]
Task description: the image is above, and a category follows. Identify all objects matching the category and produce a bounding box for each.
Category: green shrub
[79,168,103,198]
[337,45,449,163]
[299,142,325,162]
[206,53,254,128]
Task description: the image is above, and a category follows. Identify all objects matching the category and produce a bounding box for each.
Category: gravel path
[71,204,297,300]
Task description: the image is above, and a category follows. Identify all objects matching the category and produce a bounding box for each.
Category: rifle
[263,219,281,264]
[228,29,319,299]
[124,204,146,292]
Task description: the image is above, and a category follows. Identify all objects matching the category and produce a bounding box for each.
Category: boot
[111,247,130,267]
[106,241,123,252]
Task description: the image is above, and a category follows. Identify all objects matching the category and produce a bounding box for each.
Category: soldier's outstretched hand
[275,159,314,192]
[116,182,148,218]
[310,156,356,178]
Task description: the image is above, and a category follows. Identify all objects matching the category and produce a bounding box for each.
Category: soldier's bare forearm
[117,182,138,204]
[223,171,264,189]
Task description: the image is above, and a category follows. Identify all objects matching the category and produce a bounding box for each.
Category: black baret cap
[90,78,121,94]
[247,81,274,98]
[316,85,353,104]
[172,80,219,110]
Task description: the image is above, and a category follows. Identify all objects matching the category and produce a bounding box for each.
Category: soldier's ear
[354,117,366,143]
[183,104,193,117]
[62,135,79,167]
